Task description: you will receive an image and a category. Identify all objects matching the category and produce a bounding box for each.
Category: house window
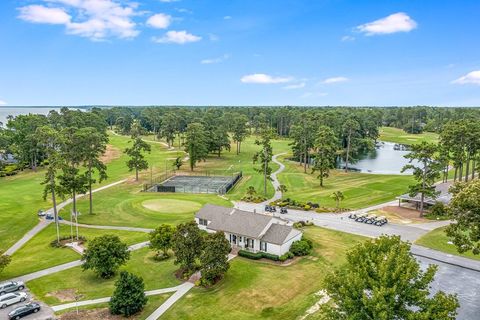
[260,241,267,252]
[239,236,242,243]
[199,218,208,226]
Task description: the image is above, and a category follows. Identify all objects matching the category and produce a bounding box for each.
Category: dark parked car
[8,302,41,320]
[280,207,288,214]
[264,205,277,213]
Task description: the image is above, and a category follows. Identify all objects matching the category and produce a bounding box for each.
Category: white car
[0,292,28,309]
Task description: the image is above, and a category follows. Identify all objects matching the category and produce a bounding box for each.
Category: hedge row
[238,250,280,261]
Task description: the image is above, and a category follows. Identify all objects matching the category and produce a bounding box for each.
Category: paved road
[3,179,128,256]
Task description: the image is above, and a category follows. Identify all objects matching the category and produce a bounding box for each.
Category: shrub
[238,250,280,261]
[279,251,294,262]
[50,235,87,248]
[290,239,313,256]
[303,205,311,210]
[238,250,263,260]
[430,202,448,217]
[109,271,147,317]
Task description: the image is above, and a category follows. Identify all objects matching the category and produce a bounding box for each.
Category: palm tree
[331,191,345,211]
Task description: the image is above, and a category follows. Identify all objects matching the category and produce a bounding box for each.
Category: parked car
[0,281,25,295]
[280,207,288,214]
[264,205,277,213]
[45,213,62,221]
[8,302,41,320]
[37,210,46,217]
[0,292,28,309]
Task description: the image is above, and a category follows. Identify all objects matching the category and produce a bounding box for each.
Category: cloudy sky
[0,0,479,106]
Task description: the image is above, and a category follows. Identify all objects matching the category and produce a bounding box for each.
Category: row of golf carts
[348,212,388,226]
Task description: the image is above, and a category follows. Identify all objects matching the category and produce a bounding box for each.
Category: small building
[195,204,303,256]
[397,181,453,209]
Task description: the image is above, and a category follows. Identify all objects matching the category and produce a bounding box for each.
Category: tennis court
[152,172,242,194]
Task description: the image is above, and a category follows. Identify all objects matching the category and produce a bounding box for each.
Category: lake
[340,141,414,175]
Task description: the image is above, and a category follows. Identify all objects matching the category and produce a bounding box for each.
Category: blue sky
[0,0,479,106]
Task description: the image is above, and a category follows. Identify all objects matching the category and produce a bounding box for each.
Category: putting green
[141,199,202,214]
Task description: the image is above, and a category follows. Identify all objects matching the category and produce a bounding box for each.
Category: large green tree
[184,122,208,171]
[200,231,231,285]
[342,118,360,172]
[150,224,175,259]
[290,119,315,173]
[125,136,151,181]
[312,126,338,186]
[446,179,480,255]
[82,234,130,279]
[0,250,11,275]
[37,125,64,243]
[402,141,441,216]
[109,271,148,317]
[253,128,274,196]
[172,221,204,275]
[321,235,459,320]
[231,115,248,154]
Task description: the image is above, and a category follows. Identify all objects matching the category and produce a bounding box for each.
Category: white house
[195,204,303,256]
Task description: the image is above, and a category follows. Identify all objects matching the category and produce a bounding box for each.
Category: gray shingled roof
[398,181,453,205]
[195,204,300,242]
[261,224,301,245]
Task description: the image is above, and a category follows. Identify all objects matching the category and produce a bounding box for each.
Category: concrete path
[51,285,181,312]
[4,179,128,256]
[60,220,153,233]
[257,153,286,206]
[145,282,195,320]
[8,241,150,283]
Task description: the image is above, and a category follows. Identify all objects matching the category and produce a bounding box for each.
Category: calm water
[341,141,414,175]
[0,107,81,126]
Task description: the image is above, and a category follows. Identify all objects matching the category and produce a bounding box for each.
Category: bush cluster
[279,251,294,261]
[290,239,313,256]
[50,235,87,248]
[0,163,21,177]
[241,194,267,203]
[293,221,314,229]
[238,250,280,261]
[271,198,320,211]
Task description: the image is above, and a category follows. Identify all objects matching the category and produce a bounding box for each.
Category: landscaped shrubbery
[238,250,280,261]
[0,163,21,177]
[424,202,450,220]
[290,239,313,256]
[271,198,320,211]
[241,186,267,203]
[279,251,294,261]
[50,235,87,248]
[293,221,314,229]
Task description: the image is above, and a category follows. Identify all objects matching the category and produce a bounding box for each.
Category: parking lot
[0,287,55,320]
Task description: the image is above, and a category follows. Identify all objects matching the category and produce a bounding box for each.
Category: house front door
[231,234,237,245]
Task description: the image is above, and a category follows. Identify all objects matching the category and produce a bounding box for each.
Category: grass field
[379,127,439,145]
[278,156,413,209]
[28,247,181,305]
[60,184,232,228]
[0,224,149,281]
[415,226,480,261]
[0,132,176,252]
[56,293,171,320]
[163,227,365,319]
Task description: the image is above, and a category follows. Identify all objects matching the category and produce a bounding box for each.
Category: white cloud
[283,82,306,90]
[223,16,232,20]
[357,12,417,35]
[153,30,201,44]
[146,13,171,29]
[0,100,7,106]
[322,76,349,84]
[341,35,355,42]
[18,5,71,24]
[18,1,140,40]
[201,54,230,64]
[452,70,480,85]
[241,73,293,84]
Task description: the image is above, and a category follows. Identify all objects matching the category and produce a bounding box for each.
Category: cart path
[145,282,195,320]
[8,241,150,283]
[234,154,480,273]
[4,179,128,256]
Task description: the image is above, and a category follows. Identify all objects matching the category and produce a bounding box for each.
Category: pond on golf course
[339,141,415,175]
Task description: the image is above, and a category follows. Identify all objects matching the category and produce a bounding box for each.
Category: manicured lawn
[379,127,438,145]
[0,132,175,252]
[415,226,480,261]
[60,183,232,228]
[0,224,149,280]
[28,247,181,305]
[162,227,366,320]
[278,156,413,209]
[55,293,171,320]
